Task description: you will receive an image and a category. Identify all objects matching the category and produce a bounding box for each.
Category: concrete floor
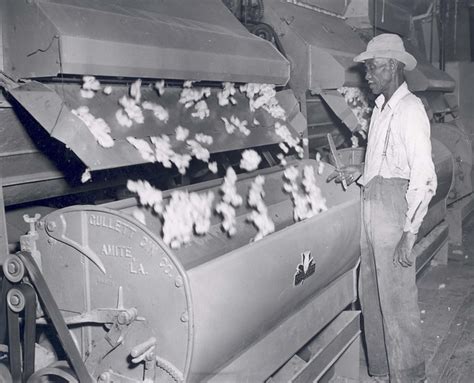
[333,213,474,383]
[419,213,474,383]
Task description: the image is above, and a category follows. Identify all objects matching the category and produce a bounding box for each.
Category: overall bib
[359,112,426,383]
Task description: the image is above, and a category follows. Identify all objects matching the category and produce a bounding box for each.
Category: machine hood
[406,62,456,93]
[402,40,455,92]
[264,0,366,95]
[2,0,289,85]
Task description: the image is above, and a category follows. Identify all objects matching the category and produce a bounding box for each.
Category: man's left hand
[394,231,418,267]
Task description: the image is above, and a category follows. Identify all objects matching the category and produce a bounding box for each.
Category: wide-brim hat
[354,33,417,71]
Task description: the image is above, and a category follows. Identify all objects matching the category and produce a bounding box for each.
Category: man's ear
[388,59,397,73]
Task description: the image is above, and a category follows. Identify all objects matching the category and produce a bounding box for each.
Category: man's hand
[326,165,362,186]
[394,231,418,267]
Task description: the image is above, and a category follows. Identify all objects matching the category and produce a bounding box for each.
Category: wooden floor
[333,213,474,383]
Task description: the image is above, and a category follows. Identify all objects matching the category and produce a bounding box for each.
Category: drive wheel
[27,361,79,383]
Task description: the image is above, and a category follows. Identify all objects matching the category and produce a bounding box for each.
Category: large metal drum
[34,160,361,382]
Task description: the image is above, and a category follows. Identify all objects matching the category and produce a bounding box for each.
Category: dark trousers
[360,176,426,383]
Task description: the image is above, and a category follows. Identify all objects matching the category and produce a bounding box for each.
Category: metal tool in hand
[327,133,348,190]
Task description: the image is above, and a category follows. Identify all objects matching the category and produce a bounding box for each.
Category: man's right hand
[326,165,363,186]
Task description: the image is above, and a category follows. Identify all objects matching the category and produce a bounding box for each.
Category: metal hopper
[0,0,306,204]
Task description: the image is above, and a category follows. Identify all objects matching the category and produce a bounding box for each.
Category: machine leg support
[446,194,474,252]
[433,240,449,266]
[329,335,360,382]
[268,311,361,383]
[446,207,463,249]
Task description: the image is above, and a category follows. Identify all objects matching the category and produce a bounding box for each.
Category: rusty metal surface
[9,81,299,171]
[2,0,289,84]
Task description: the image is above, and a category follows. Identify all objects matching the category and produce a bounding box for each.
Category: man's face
[364,58,394,95]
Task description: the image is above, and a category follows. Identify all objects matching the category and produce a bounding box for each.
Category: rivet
[47,238,57,246]
[175,276,183,288]
[46,221,57,232]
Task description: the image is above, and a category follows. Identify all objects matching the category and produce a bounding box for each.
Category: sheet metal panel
[0,6,3,73]
[288,0,349,15]
[185,162,360,379]
[33,154,453,381]
[2,0,289,85]
[0,107,112,206]
[264,0,366,94]
[431,123,472,203]
[35,207,192,382]
[319,90,359,132]
[209,275,359,383]
[0,180,8,264]
[406,62,456,92]
[36,160,360,382]
[9,81,298,171]
[368,0,414,36]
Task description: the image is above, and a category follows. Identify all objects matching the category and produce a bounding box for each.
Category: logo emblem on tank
[294,251,315,286]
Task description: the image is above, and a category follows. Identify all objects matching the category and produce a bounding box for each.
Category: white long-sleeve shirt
[360,82,437,234]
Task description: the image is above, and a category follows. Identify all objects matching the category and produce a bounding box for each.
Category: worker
[328,33,437,383]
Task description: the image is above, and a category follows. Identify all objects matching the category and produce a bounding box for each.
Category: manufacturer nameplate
[89,213,137,239]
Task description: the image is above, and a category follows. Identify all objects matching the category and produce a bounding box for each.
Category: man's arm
[394,98,437,267]
[402,99,437,234]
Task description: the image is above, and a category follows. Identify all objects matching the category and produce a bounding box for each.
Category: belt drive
[6,281,36,382]
[4,252,94,383]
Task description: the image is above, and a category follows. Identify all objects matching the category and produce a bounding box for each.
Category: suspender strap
[376,93,411,176]
[377,112,395,176]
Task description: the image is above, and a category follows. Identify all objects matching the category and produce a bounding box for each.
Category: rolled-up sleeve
[400,99,437,234]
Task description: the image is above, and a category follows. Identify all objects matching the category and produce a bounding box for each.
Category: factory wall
[442,0,471,62]
[0,8,3,72]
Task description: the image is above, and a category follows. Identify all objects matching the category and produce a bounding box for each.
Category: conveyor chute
[9,81,303,171]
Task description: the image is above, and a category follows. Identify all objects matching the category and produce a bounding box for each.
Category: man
[328,34,437,382]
